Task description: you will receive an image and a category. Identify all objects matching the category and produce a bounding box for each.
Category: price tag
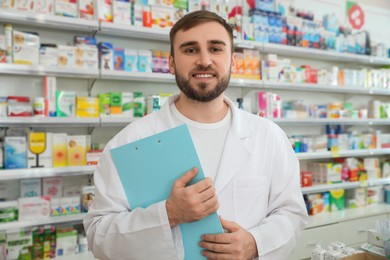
[360,180,368,187]
[236,40,255,49]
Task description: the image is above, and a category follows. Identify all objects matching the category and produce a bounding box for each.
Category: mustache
[191,64,216,73]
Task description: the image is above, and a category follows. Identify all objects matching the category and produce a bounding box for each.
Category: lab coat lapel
[214,129,251,193]
[214,97,252,193]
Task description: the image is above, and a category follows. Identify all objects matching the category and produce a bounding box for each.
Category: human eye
[184,47,198,54]
[210,46,223,53]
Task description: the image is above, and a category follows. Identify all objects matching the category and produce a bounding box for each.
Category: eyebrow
[178,40,227,49]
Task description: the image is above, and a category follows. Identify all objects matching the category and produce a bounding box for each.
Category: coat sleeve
[248,126,309,260]
[83,143,180,260]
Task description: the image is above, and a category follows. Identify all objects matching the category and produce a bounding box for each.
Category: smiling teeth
[195,74,213,78]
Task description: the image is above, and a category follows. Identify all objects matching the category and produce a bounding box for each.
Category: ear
[231,52,236,71]
[169,55,175,75]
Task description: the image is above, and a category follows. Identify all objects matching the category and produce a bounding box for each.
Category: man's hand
[200,216,258,260]
[166,167,219,227]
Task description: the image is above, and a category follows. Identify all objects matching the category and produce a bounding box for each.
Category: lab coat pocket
[233,176,269,229]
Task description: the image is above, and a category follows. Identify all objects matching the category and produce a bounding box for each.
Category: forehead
[173,22,231,47]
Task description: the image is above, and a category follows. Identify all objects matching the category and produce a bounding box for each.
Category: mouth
[192,72,216,79]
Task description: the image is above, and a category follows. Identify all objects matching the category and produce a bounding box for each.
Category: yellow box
[76,108,99,118]
[53,133,67,167]
[67,135,88,166]
[76,97,99,109]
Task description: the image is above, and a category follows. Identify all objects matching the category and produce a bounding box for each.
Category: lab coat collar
[155,95,253,193]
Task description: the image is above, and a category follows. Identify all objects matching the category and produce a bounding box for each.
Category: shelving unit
[0,166,94,181]
[302,178,390,195]
[0,9,99,32]
[306,204,390,229]
[0,214,87,231]
[0,10,389,260]
[0,117,100,127]
[0,64,99,78]
[296,148,390,160]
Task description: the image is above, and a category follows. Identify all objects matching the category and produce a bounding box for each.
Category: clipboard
[110,124,223,259]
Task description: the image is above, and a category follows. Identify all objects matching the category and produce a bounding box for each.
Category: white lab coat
[84,95,309,260]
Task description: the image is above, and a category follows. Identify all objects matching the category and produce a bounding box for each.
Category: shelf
[273,118,390,125]
[0,10,99,32]
[100,70,175,83]
[302,178,390,195]
[0,117,100,127]
[306,204,390,229]
[0,214,86,231]
[56,251,96,260]
[0,166,95,181]
[100,116,135,126]
[261,42,390,66]
[296,148,390,160]
[99,22,170,41]
[262,81,390,95]
[0,64,99,78]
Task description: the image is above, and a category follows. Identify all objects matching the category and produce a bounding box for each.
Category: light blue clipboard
[110,124,223,260]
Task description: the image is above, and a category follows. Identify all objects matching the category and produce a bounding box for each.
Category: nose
[196,51,212,67]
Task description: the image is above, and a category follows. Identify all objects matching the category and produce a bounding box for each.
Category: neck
[175,93,229,123]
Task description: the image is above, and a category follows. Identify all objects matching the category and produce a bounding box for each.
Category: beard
[174,64,231,102]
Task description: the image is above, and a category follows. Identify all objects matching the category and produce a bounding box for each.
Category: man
[84,10,309,260]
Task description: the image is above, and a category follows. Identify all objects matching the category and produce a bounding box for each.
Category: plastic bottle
[4,24,12,64]
[78,236,88,254]
[33,97,45,116]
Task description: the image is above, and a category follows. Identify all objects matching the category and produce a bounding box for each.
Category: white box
[54,0,77,17]
[42,177,63,198]
[44,76,57,117]
[13,31,40,65]
[40,46,58,67]
[20,179,42,198]
[113,0,131,25]
[18,196,51,221]
[57,45,75,68]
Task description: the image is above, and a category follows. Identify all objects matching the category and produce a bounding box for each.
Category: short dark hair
[169,10,234,57]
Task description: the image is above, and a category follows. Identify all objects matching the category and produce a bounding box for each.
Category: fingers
[220,216,240,233]
[174,167,198,188]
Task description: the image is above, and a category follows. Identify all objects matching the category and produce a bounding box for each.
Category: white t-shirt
[170,102,231,182]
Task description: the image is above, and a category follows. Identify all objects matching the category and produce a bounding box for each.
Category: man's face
[169,22,235,102]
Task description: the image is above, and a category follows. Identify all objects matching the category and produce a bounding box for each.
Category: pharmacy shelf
[0,64,99,78]
[100,116,136,126]
[99,22,170,41]
[261,42,390,66]
[229,78,263,88]
[273,118,390,125]
[296,148,390,160]
[0,10,99,32]
[57,251,96,260]
[100,70,175,83]
[0,214,86,231]
[0,117,100,127]
[0,166,95,181]
[262,81,390,95]
[306,204,390,229]
[301,178,390,195]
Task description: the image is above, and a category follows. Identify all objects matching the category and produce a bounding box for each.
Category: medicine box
[28,132,53,168]
[42,177,63,198]
[18,196,51,221]
[56,91,76,117]
[67,135,88,166]
[44,76,57,117]
[124,49,138,72]
[13,30,40,65]
[4,136,27,169]
[98,42,114,70]
[20,179,42,198]
[52,133,67,167]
